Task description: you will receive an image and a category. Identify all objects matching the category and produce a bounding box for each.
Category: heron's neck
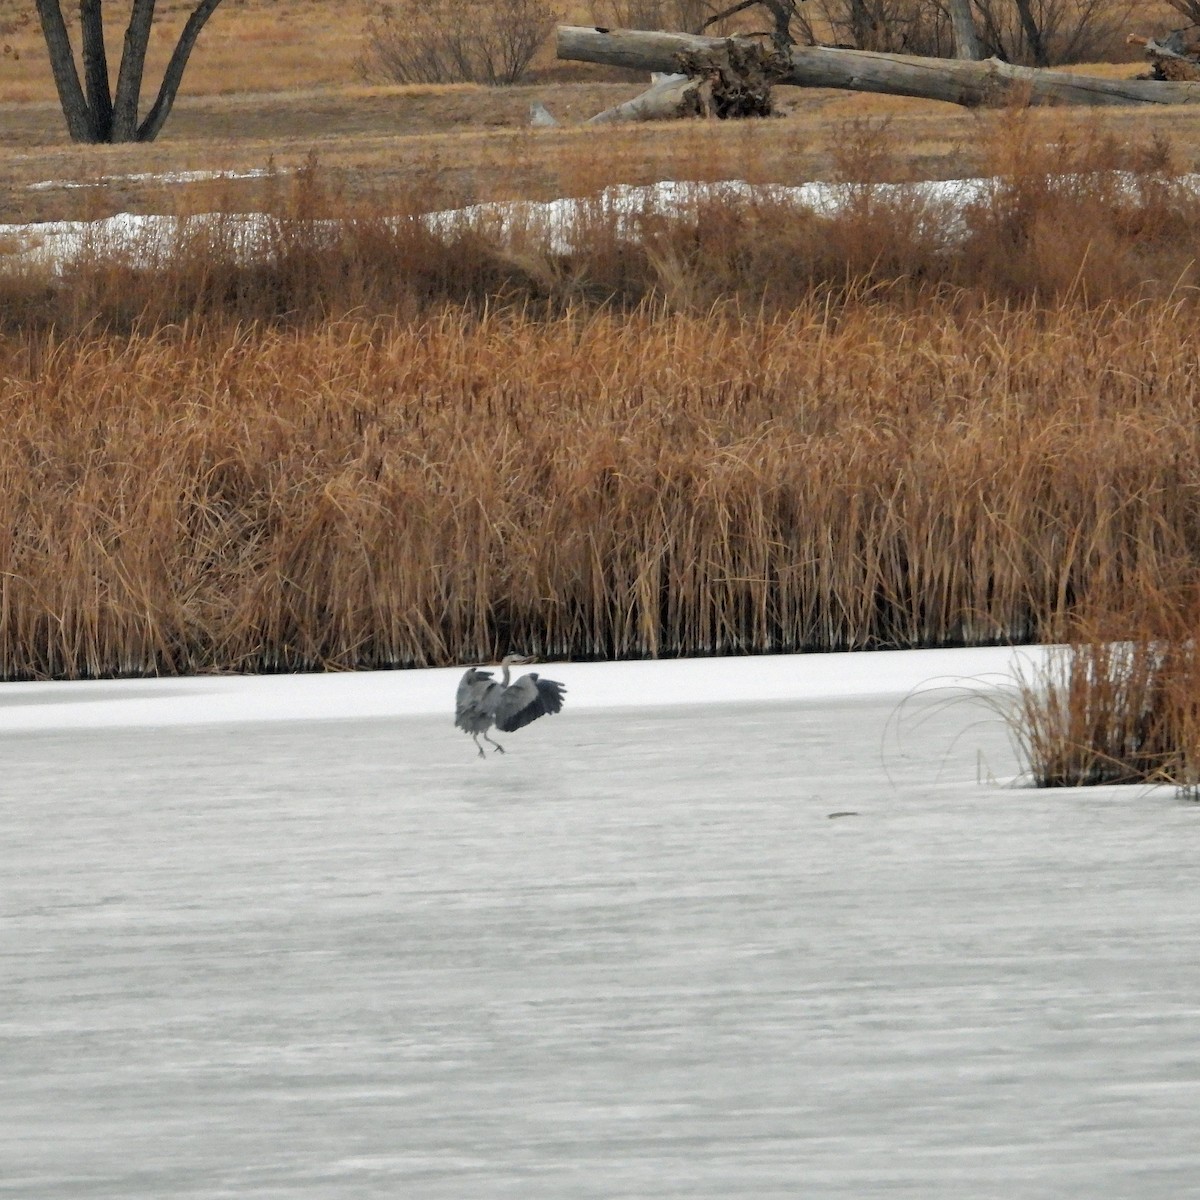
[500,664,511,686]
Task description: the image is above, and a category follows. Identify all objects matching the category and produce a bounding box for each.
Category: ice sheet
[3,691,1198,1198]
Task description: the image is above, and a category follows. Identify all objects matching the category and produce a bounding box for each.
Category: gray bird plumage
[455,654,567,757]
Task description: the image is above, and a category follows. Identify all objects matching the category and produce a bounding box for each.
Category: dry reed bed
[4,133,1200,684]
[8,116,1200,331]
[1013,588,1200,793]
[3,297,1200,678]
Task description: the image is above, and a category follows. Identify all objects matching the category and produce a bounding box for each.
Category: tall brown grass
[3,294,1200,679]
[8,116,1200,334]
[1013,585,1200,794]
[4,123,1200,680]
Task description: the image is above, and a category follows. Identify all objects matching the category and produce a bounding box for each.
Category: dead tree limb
[1129,31,1200,82]
[947,0,981,60]
[586,40,784,123]
[556,25,1200,107]
[586,73,703,123]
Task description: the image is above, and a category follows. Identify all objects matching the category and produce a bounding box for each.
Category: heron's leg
[483,731,506,754]
[472,733,486,758]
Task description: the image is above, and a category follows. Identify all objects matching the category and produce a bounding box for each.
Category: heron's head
[500,652,535,667]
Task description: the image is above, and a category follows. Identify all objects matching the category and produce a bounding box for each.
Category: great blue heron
[455,654,567,757]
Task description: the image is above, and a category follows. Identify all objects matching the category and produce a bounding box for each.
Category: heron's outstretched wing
[494,673,567,733]
[455,668,498,731]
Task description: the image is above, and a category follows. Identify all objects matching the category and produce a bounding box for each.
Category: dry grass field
[1,0,1197,223]
[4,0,1200,784]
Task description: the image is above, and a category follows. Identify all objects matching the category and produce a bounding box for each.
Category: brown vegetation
[5,2,1200,789]
[3,124,1200,683]
[1013,587,1200,794]
[360,0,558,86]
[8,293,1200,679]
[2,0,1199,226]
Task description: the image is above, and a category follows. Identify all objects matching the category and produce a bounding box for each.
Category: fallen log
[557,25,1200,107]
[1129,30,1200,82]
[586,39,781,123]
[586,72,701,123]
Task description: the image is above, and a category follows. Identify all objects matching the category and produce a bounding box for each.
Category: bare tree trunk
[136,0,225,142]
[585,38,778,123]
[33,0,96,141]
[1013,0,1049,67]
[846,0,878,50]
[556,25,1200,106]
[79,0,113,136]
[760,0,799,46]
[111,0,157,141]
[947,0,981,60]
[586,73,700,122]
[34,0,225,143]
[1129,32,1200,82]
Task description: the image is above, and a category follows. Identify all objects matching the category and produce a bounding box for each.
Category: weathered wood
[556,25,1200,107]
[947,0,981,61]
[585,40,782,124]
[586,73,703,123]
[1129,31,1200,82]
[674,40,783,116]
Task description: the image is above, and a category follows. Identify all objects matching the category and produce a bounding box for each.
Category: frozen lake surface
[3,650,1199,1198]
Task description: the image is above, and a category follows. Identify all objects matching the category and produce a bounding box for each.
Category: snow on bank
[25,166,279,192]
[7,169,1196,267]
[0,644,1049,733]
[0,176,996,267]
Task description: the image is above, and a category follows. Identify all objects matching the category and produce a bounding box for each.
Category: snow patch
[5,172,1193,266]
[0,644,1048,733]
[26,166,280,191]
[0,177,996,267]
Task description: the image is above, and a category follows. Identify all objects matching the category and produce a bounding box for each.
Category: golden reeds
[2,294,1200,679]
[1012,585,1200,793]
[3,131,1200,692]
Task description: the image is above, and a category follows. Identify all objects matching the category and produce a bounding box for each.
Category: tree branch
[137,0,224,142]
[699,1,759,32]
[556,26,1200,106]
